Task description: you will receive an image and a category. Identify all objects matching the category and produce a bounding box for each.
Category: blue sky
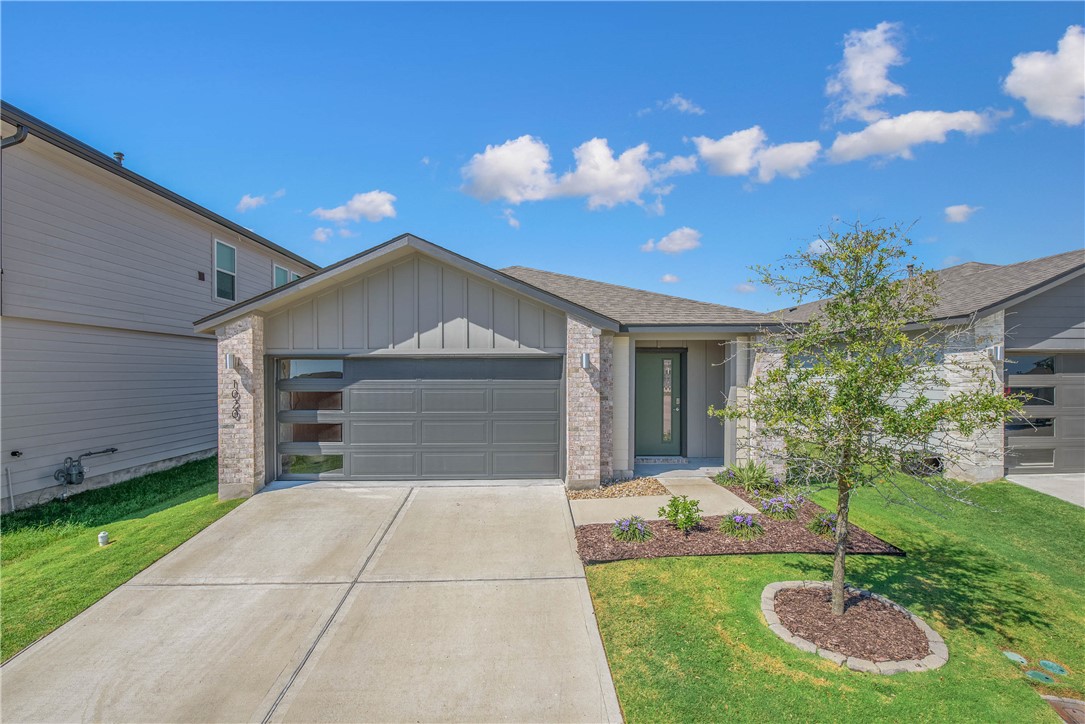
[3,2,1082,311]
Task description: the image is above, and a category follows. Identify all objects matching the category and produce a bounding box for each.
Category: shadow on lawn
[788,537,1050,639]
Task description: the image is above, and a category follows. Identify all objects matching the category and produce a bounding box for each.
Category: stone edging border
[761,581,948,675]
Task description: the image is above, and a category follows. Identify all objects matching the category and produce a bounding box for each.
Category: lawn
[0,457,242,662]
[586,477,1085,723]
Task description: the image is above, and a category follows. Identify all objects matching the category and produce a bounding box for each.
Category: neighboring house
[779,251,1085,479]
[195,234,772,497]
[0,102,319,511]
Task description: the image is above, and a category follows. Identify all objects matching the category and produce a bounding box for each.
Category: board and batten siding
[0,317,218,505]
[0,133,309,336]
[1004,274,1085,352]
[266,255,567,354]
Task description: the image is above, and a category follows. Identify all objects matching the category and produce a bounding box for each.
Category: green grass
[0,457,242,662]
[586,478,1085,723]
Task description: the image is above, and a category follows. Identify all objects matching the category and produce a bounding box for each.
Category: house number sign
[231,380,242,421]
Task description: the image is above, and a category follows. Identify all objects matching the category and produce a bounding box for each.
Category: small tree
[712,223,1020,615]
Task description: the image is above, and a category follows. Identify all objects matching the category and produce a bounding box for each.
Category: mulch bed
[576,485,902,563]
[774,587,931,661]
[567,477,669,500]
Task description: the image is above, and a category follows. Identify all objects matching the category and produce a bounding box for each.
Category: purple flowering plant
[611,515,653,543]
[760,494,805,520]
[719,510,765,540]
[809,512,839,538]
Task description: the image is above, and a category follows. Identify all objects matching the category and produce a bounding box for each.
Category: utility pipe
[1,124,28,149]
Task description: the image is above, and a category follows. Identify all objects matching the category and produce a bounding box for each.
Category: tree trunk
[831,476,852,616]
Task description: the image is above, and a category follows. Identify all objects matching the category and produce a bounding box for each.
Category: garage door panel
[350,452,417,477]
[421,388,489,413]
[421,420,489,445]
[493,451,559,476]
[493,388,560,413]
[421,452,489,477]
[1005,352,1084,475]
[493,420,559,445]
[350,388,418,413]
[351,421,417,445]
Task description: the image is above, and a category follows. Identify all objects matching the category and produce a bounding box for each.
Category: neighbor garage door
[1004,352,1084,475]
[276,357,563,480]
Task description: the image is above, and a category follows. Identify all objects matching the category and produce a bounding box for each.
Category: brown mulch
[575,485,903,563]
[567,477,669,500]
[774,587,930,661]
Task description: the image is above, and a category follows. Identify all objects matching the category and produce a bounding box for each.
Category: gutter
[1,123,27,149]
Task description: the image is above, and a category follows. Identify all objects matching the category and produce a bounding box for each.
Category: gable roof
[777,250,1085,323]
[1,100,317,271]
[195,234,621,333]
[501,267,773,328]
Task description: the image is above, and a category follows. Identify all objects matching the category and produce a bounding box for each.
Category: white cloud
[421,156,431,166]
[1003,25,1085,126]
[693,127,766,176]
[827,110,996,163]
[312,190,397,223]
[942,255,964,267]
[272,188,286,199]
[337,228,358,238]
[461,135,557,204]
[312,227,333,243]
[808,239,830,255]
[755,141,821,182]
[826,21,907,123]
[944,204,981,223]
[660,274,680,283]
[236,194,267,212]
[642,227,702,254]
[502,208,520,229]
[734,282,757,293]
[462,135,681,210]
[661,93,706,115]
[694,126,819,183]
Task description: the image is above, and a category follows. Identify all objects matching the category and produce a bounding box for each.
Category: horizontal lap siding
[0,318,218,499]
[266,255,567,354]
[1004,275,1085,352]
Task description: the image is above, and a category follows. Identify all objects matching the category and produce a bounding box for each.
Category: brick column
[216,315,266,499]
[565,316,613,488]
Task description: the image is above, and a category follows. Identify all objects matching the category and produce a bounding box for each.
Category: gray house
[0,102,319,511]
[781,251,1085,477]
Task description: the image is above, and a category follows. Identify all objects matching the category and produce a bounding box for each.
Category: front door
[635,351,683,456]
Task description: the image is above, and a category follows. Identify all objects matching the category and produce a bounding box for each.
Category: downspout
[1,124,28,149]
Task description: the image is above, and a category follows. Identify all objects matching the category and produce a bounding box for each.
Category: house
[194,234,773,497]
[0,102,319,511]
[780,251,1085,478]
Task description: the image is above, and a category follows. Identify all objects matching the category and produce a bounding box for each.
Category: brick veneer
[216,315,266,499]
[566,316,613,488]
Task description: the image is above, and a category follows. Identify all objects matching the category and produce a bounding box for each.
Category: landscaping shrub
[719,511,764,539]
[611,516,653,543]
[760,494,804,520]
[717,460,780,495]
[809,512,839,537]
[657,495,703,534]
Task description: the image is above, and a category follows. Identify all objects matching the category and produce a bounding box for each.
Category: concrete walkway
[1007,473,1085,508]
[1,484,622,723]
[569,477,756,526]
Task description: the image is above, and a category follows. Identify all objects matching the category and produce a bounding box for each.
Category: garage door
[1004,352,1084,474]
[276,357,563,480]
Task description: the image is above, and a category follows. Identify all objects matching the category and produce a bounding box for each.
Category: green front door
[635,351,683,456]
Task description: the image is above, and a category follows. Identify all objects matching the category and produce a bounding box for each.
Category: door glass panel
[662,359,673,443]
[1005,417,1055,437]
[1007,387,1055,406]
[281,454,344,475]
[283,391,343,411]
[1005,355,1055,375]
[280,423,343,443]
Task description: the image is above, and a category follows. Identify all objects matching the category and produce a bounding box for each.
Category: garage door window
[283,391,343,410]
[1007,448,1055,468]
[280,359,344,380]
[1005,355,1055,375]
[1007,387,1055,406]
[280,423,343,443]
[1005,417,1055,437]
[281,454,344,475]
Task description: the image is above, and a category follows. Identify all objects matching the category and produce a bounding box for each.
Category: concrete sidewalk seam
[260,487,414,724]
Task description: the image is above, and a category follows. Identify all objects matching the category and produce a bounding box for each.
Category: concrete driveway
[1,483,622,723]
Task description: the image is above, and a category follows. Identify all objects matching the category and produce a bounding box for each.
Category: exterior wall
[0,131,312,509]
[565,317,612,488]
[633,338,729,458]
[265,254,567,355]
[610,336,634,478]
[216,316,266,499]
[1004,274,1085,351]
[0,316,219,511]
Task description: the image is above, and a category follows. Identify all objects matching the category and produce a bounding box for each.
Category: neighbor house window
[274,265,301,288]
[215,240,237,301]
